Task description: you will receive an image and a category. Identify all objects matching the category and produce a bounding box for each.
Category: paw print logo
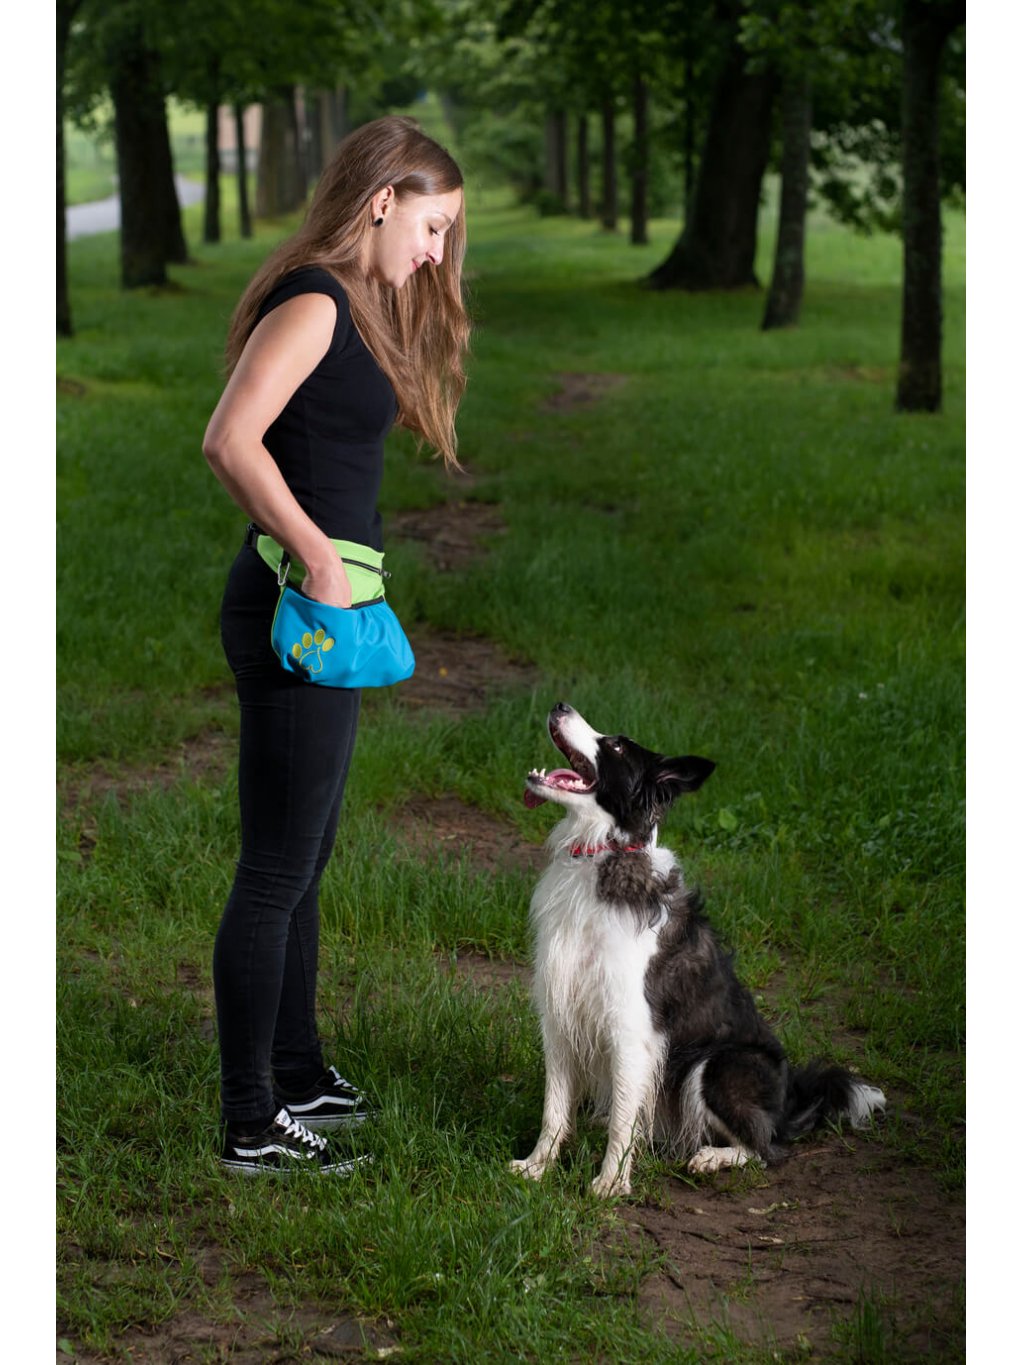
[291,628,335,675]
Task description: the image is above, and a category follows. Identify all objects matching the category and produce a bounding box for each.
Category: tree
[203,88,222,244]
[629,74,649,245]
[787,0,964,402]
[576,114,591,217]
[488,0,674,236]
[107,19,187,286]
[543,110,569,211]
[234,104,253,239]
[600,96,618,230]
[761,71,811,328]
[648,1,776,290]
[737,0,832,329]
[896,0,965,412]
[63,0,188,289]
[162,0,352,235]
[57,0,84,335]
[256,89,307,217]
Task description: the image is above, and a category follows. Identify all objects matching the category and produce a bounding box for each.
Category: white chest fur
[528,851,669,1100]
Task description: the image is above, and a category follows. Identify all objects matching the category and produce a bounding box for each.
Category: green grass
[57,188,964,1359]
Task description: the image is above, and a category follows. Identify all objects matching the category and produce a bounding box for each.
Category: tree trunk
[600,96,617,231]
[294,89,310,200]
[544,110,568,210]
[331,87,350,144]
[57,0,81,335]
[109,33,173,288]
[203,100,221,244]
[57,92,71,335]
[762,73,812,330]
[308,93,325,179]
[234,104,252,239]
[256,89,305,218]
[630,74,649,246]
[896,0,964,412]
[154,82,188,265]
[576,114,590,218]
[683,44,696,225]
[310,88,348,172]
[647,30,775,289]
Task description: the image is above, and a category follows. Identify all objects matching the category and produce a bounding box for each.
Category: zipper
[342,556,390,579]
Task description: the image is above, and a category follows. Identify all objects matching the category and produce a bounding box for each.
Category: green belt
[246,524,388,606]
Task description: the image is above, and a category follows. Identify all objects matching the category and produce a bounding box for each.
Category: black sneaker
[276,1066,377,1132]
[220,1108,369,1176]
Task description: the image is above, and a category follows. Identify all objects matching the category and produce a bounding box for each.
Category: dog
[511,703,885,1198]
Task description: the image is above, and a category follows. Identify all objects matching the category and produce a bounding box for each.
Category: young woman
[203,116,469,1173]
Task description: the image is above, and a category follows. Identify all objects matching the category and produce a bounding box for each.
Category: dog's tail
[780,1061,886,1142]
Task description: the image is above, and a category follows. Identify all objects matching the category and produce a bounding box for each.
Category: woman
[203,116,469,1174]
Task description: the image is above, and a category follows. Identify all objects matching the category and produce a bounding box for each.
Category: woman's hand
[300,553,352,609]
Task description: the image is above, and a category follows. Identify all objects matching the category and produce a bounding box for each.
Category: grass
[56,183,964,1360]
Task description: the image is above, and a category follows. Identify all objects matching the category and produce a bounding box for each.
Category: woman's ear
[370,185,395,223]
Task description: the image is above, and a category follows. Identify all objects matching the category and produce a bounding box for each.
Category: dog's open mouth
[523,727,597,809]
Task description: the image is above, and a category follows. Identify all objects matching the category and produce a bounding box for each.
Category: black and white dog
[511,703,885,1198]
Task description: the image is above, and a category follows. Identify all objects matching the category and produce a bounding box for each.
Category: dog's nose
[553,701,572,715]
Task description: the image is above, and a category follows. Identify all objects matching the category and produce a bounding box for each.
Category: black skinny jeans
[214,545,361,1127]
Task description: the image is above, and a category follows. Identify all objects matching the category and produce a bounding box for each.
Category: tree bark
[544,110,568,209]
[576,114,590,218]
[308,89,348,175]
[294,89,310,200]
[600,96,617,231]
[256,89,306,218]
[154,80,188,266]
[57,0,82,336]
[57,95,71,334]
[234,104,252,239]
[203,100,221,244]
[308,93,326,179]
[682,43,696,225]
[331,87,350,145]
[630,74,649,246]
[109,33,175,288]
[896,0,964,412]
[762,73,812,330]
[647,28,775,289]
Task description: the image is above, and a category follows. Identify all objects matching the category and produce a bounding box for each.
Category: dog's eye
[606,737,625,754]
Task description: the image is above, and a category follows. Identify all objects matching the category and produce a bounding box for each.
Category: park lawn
[57,191,964,1359]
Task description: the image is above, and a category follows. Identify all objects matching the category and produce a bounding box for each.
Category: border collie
[511,703,885,1198]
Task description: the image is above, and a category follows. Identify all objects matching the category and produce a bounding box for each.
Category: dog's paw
[590,1172,631,1198]
[686,1145,750,1175]
[509,1157,547,1182]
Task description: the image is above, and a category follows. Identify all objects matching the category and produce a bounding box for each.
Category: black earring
[372,216,384,227]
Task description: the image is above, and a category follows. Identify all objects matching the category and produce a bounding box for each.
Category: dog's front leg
[591,1044,657,1198]
[510,1027,577,1181]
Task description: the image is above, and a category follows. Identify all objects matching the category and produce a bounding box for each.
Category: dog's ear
[655,756,716,801]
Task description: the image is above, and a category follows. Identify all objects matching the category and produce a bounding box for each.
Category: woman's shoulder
[259,265,352,323]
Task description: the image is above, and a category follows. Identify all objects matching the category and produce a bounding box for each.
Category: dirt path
[632,1138,962,1357]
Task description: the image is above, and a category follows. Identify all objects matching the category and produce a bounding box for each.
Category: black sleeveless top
[256,266,398,549]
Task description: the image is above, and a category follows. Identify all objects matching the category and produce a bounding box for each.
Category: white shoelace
[328,1066,358,1092]
[276,1111,327,1152]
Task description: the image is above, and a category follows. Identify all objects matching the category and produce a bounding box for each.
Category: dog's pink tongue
[523,787,546,809]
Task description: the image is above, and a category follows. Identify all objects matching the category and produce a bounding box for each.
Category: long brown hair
[225,116,470,468]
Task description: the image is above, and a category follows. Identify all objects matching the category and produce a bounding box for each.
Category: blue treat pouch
[271,586,415,688]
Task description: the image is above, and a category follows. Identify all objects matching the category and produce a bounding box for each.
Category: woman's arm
[203,292,352,607]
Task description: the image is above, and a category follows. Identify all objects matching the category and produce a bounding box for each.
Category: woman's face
[366,186,463,289]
